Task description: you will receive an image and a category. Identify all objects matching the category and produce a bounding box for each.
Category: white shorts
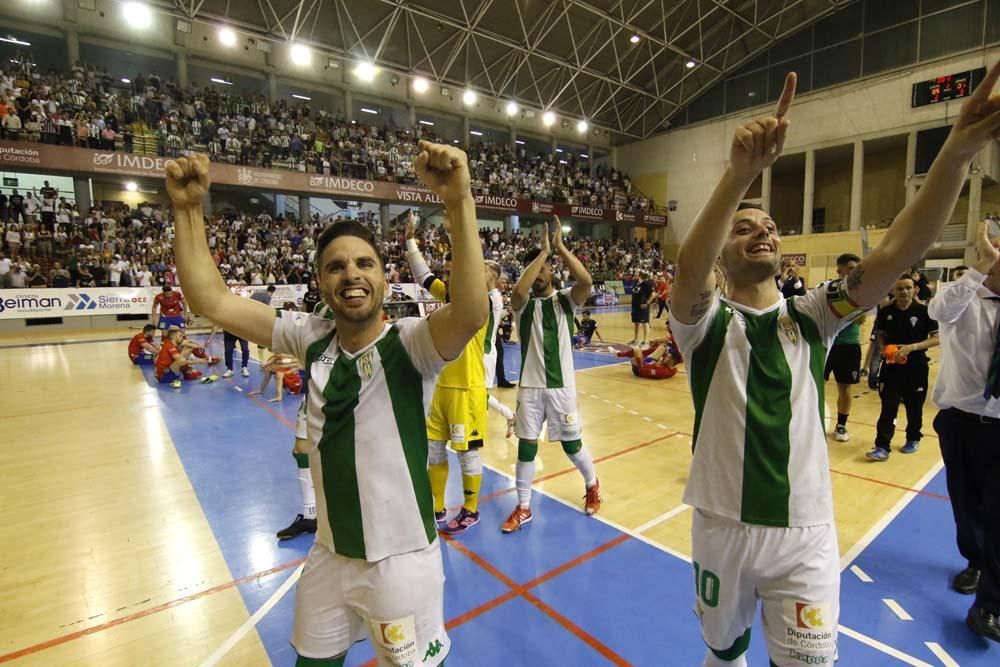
[292,541,450,665]
[514,386,582,442]
[484,351,497,388]
[691,510,839,666]
[295,398,308,441]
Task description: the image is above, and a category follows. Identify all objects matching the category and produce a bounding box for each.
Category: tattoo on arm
[846,267,864,293]
[688,290,713,320]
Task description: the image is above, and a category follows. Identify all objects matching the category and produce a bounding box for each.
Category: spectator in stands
[50,262,71,288]
[776,260,806,297]
[26,263,46,287]
[8,260,26,288]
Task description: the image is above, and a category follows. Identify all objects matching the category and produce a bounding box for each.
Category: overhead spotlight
[121,78,131,84]
[354,61,376,81]
[630,34,640,44]
[218,26,237,47]
[290,43,312,66]
[577,119,588,133]
[122,2,153,30]
[561,225,571,232]
[505,101,518,116]
[580,153,589,158]
[292,94,312,101]
[418,120,435,126]
[462,90,477,105]
[469,130,483,136]
[360,107,379,115]
[0,36,31,46]
[412,76,429,93]
[125,181,138,192]
[686,60,696,69]
[542,111,556,127]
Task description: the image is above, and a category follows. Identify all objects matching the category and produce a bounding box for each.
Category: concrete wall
[861,145,907,227]
[618,45,1000,241]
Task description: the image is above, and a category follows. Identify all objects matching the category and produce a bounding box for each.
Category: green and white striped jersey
[671,280,865,528]
[515,287,582,389]
[272,311,446,562]
[483,288,504,359]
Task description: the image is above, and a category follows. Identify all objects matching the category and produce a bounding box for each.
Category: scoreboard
[912,67,986,107]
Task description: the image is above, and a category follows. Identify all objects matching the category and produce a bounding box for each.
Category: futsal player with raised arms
[502,219,601,533]
[165,143,486,667]
[669,62,1000,667]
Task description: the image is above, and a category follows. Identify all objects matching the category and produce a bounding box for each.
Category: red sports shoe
[584,478,602,516]
[501,506,532,533]
[183,369,203,381]
[443,508,480,535]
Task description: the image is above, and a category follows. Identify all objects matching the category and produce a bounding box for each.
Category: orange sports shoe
[501,506,533,533]
[584,478,602,516]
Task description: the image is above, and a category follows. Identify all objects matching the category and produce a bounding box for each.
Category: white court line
[924,642,960,667]
[849,565,873,583]
[656,424,668,430]
[642,416,653,422]
[615,404,625,409]
[839,460,944,571]
[627,409,639,415]
[883,598,914,621]
[634,503,690,534]
[198,563,304,667]
[838,626,934,667]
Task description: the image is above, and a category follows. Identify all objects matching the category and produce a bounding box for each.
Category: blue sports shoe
[901,440,920,454]
[866,447,890,462]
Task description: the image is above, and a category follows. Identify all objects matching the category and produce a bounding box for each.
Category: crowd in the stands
[0,54,656,212]
[0,191,670,290]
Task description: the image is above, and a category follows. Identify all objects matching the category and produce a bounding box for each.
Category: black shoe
[497,381,516,388]
[953,567,981,594]
[966,606,1000,642]
[276,513,317,540]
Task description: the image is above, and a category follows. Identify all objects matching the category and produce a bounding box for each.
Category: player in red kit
[155,326,213,388]
[152,285,189,339]
[128,324,160,365]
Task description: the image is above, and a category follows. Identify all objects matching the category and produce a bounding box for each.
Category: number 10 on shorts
[693,561,720,608]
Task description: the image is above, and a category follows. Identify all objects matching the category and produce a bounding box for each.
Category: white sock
[298,468,316,519]
[515,460,535,508]
[702,650,747,667]
[488,394,514,420]
[567,447,597,487]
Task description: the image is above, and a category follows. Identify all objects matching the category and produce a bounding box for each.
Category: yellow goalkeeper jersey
[428,278,488,389]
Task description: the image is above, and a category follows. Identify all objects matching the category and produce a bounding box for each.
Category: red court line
[0,558,305,664]
[223,376,297,430]
[535,431,681,485]
[829,467,949,501]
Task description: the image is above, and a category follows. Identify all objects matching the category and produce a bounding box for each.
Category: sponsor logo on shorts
[562,412,578,425]
[370,615,417,665]
[783,600,834,652]
[423,639,445,661]
[450,423,466,443]
[789,648,830,664]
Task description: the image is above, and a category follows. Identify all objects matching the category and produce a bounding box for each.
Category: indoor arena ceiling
[161,0,856,139]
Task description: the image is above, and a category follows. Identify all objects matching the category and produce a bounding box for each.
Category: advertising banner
[0,141,666,226]
[0,287,154,320]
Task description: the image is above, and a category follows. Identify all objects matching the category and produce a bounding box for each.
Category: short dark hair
[142,324,156,334]
[954,265,969,271]
[836,253,861,266]
[897,273,915,283]
[523,247,546,265]
[736,202,767,213]
[582,310,591,316]
[314,220,384,271]
[266,284,276,293]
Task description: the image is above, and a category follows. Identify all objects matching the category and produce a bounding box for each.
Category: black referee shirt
[874,301,939,364]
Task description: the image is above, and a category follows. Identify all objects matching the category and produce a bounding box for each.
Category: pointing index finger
[774,72,797,119]
[968,59,1000,105]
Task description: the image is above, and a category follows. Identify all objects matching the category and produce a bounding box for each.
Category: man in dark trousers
[930,222,1000,642]
[866,275,939,461]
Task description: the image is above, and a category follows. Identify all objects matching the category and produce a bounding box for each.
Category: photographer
[775,259,806,297]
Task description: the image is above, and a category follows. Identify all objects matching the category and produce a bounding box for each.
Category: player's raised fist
[165,153,210,209]
[414,140,471,205]
[730,72,796,178]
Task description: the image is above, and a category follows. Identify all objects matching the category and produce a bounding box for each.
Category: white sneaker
[241,367,250,377]
[834,425,849,442]
[222,369,234,378]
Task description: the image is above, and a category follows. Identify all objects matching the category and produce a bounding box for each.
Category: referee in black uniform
[866,274,939,461]
[930,223,1000,642]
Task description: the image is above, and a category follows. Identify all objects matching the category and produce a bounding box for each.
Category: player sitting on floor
[154,326,214,388]
[128,324,160,365]
[573,310,604,348]
[615,335,682,379]
[248,353,303,402]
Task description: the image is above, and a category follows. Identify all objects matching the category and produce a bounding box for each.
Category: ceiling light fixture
[630,34,640,44]
[505,101,519,116]
[412,76,429,93]
[542,111,556,127]
[686,60,696,69]
[292,94,312,100]
[577,119,588,133]
[218,26,237,47]
[210,77,232,85]
[462,90,477,105]
[122,2,153,30]
[354,61,376,81]
[469,130,483,136]
[418,120,435,126]
[125,181,138,192]
[290,43,312,66]
[0,36,31,46]
[360,107,379,114]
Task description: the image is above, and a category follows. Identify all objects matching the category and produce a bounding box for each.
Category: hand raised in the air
[165,154,210,209]
[941,59,1000,162]
[404,210,416,240]
[730,72,796,178]
[973,221,1000,275]
[414,140,471,205]
[551,216,565,251]
[540,223,551,257]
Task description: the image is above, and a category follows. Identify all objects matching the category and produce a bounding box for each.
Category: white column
[380,203,391,236]
[267,72,278,104]
[407,103,416,128]
[66,30,79,69]
[587,143,595,177]
[510,126,517,153]
[905,131,917,204]
[849,139,864,231]
[176,51,188,90]
[462,116,470,147]
[802,149,815,235]
[551,135,558,154]
[343,89,353,123]
[761,166,772,213]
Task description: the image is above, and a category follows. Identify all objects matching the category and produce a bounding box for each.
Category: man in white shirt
[669,62,1000,667]
[929,221,1000,643]
[165,144,485,667]
[0,252,13,287]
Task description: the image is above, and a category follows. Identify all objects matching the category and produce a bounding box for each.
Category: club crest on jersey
[910,316,918,327]
[778,316,799,345]
[358,351,375,379]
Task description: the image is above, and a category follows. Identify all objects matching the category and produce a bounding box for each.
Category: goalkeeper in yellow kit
[406,213,489,534]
